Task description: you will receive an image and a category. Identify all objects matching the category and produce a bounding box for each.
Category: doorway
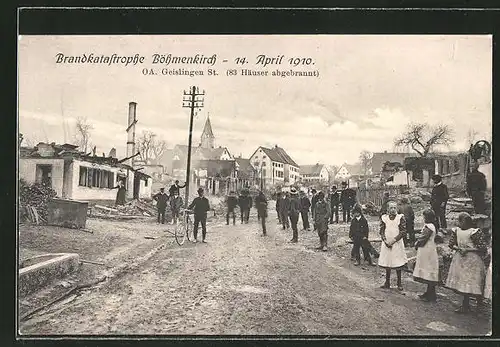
[36,164,52,188]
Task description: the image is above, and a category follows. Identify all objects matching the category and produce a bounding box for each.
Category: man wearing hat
[254,190,268,236]
[226,191,238,226]
[299,190,311,231]
[430,174,449,229]
[340,181,356,223]
[238,189,252,224]
[152,187,169,224]
[314,191,331,251]
[169,179,186,197]
[289,187,301,242]
[169,190,184,224]
[188,187,211,243]
[310,189,319,230]
[328,185,340,224]
[279,192,291,230]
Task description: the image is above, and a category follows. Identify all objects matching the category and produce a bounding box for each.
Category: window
[262,169,266,177]
[262,162,266,167]
[145,179,149,187]
[78,166,116,188]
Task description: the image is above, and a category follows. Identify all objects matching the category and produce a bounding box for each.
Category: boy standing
[349,204,373,266]
[169,191,183,224]
[255,190,268,236]
[299,190,311,231]
[226,191,238,225]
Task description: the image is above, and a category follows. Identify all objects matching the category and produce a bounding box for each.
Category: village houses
[249,145,300,188]
[300,164,330,184]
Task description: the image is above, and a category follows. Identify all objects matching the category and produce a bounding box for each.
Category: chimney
[126,102,137,166]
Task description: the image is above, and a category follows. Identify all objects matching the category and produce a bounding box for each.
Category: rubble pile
[90,199,158,219]
[19,179,57,224]
[207,195,226,215]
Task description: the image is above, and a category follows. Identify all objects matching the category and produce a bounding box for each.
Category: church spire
[200,113,215,149]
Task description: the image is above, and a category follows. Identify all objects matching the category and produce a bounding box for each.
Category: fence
[356,185,407,207]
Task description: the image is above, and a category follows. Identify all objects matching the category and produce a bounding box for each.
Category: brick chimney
[126,102,137,165]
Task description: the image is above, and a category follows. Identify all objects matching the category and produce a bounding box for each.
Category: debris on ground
[90,199,158,219]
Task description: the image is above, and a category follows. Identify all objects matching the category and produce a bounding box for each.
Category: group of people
[152,180,186,224]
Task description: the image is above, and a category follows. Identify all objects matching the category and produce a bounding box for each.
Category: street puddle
[426,321,457,332]
[230,285,270,294]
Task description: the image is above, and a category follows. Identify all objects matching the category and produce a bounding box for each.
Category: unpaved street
[20,210,491,336]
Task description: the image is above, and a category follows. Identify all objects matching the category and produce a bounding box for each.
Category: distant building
[249,145,300,187]
[19,142,152,203]
[200,114,216,149]
[300,164,329,183]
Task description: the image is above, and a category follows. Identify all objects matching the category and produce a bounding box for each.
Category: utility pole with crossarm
[182,86,205,209]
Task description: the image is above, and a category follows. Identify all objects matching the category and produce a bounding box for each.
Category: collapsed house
[19,142,152,203]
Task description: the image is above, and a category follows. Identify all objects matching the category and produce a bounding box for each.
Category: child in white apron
[413,209,439,302]
[379,201,408,290]
[445,212,487,313]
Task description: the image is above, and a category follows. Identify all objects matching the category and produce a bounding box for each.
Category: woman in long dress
[445,212,487,313]
[413,209,439,302]
[379,201,408,291]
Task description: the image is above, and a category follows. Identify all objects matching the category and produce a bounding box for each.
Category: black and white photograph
[17,29,493,336]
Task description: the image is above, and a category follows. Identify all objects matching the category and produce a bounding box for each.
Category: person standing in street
[299,190,311,231]
[314,191,331,251]
[169,180,186,197]
[114,180,127,206]
[152,187,169,224]
[188,187,211,243]
[413,209,439,302]
[226,191,238,226]
[431,174,449,230]
[329,185,340,224]
[311,189,319,230]
[349,204,373,266]
[169,191,183,224]
[238,189,252,224]
[399,197,415,247]
[289,187,301,242]
[466,162,488,215]
[340,181,356,223]
[279,192,291,230]
[276,192,283,225]
[255,190,268,236]
[378,201,408,291]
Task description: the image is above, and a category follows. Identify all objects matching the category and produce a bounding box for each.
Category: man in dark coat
[238,189,252,224]
[299,190,311,231]
[340,182,356,223]
[279,192,291,230]
[276,192,283,224]
[399,197,415,247]
[311,189,319,230]
[328,185,340,224]
[188,187,211,243]
[255,190,268,236]
[152,188,169,224]
[467,162,488,215]
[314,191,331,251]
[169,191,183,224]
[430,174,449,229]
[169,180,186,197]
[226,191,238,225]
[289,187,301,242]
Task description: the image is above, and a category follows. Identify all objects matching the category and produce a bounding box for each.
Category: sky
[18,35,492,166]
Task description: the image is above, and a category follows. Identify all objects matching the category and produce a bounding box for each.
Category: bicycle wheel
[186,215,194,241]
[175,216,187,245]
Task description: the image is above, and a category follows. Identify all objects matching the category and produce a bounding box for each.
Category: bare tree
[359,150,373,176]
[74,116,93,153]
[136,131,167,162]
[394,123,454,157]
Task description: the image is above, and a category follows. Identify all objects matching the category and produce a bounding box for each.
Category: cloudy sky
[18,35,492,166]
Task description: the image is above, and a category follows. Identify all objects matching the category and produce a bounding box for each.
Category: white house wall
[70,159,125,202]
[19,158,65,197]
[139,177,153,199]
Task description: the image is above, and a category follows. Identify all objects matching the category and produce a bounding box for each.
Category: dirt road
[20,210,491,336]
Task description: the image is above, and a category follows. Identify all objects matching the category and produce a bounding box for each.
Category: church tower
[200,113,215,149]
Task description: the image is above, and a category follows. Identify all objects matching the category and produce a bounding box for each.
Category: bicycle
[174,208,194,245]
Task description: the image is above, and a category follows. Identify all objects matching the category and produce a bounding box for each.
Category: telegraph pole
[182,86,205,208]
